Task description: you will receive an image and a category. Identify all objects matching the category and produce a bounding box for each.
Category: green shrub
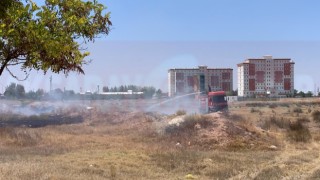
[297,117,310,123]
[293,107,303,113]
[270,116,289,129]
[309,169,320,179]
[228,114,244,121]
[287,121,311,142]
[175,109,186,116]
[261,116,290,130]
[312,110,320,122]
[250,108,261,113]
[268,104,277,109]
[278,103,290,108]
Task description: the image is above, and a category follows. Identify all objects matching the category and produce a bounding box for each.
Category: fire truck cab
[199,91,228,113]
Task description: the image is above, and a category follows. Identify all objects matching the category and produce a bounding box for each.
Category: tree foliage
[0,0,112,79]
[4,82,25,98]
[156,89,162,98]
[141,86,156,98]
[102,86,109,92]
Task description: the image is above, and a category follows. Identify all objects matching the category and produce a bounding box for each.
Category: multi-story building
[237,55,295,97]
[168,66,233,97]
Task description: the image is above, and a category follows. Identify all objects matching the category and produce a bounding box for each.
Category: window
[274,71,283,83]
[249,64,255,75]
[222,72,231,80]
[176,72,184,81]
[249,79,255,91]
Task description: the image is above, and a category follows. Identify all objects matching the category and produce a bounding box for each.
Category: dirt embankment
[87,109,278,151]
[161,112,278,151]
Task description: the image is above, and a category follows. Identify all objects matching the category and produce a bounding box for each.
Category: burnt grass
[0,114,84,128]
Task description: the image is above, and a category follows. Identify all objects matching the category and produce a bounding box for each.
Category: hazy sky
[1,0,320,93]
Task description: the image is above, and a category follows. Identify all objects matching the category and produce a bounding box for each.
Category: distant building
[237,55,295,97]
[79,90,144,100]
[79,90,144,95]
[99,90,144,95]
[168,66,233,97]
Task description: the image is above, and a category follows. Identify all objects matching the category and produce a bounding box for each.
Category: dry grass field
[1,98,320,179]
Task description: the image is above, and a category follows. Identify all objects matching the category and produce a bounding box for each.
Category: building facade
[168,66,233,97]
[237,55,295,97]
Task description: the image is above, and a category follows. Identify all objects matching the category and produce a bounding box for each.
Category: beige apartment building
[237,55,295,97]
[168,66,233,97]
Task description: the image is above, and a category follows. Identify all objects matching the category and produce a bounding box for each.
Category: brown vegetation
[0,99,320,179]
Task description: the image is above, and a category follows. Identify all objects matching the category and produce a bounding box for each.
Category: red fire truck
[199,91,228,113]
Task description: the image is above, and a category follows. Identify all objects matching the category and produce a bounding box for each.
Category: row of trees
[3,83,320,100]
[3,83,57,100]
[294,90,319,98]
[2,83,163,100]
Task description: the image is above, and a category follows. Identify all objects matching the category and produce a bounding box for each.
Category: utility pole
[50,76,52,93]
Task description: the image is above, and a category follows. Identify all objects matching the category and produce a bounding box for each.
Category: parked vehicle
[199,91,228,113]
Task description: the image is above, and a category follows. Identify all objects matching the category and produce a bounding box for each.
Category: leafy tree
[232,89,238,96]
[142,86,156,99]
[49,88,63,100]
[53,88,63,94]
[4,83,16,97]
[63,89,75,99]
[306,91,313,97]
[156,89,162,98]
[26,90,36,99]
[16,84,25,98]
[294,89,298,97]
[4,82,25,98]
[0,0,111,79]
[113,86,118,92]
[102,86,109,92]
[36,89,44,97]
[119,85,125,92]
[0,0,16,18]
[25,88,44,100]
[297,91,305,97]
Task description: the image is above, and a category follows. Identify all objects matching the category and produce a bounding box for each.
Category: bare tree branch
[6,66,29,81]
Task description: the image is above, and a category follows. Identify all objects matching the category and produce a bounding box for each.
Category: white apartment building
[238,55,295,97]
[168,66,233,97]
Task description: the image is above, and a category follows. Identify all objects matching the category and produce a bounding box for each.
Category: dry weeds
[0,99,320,179]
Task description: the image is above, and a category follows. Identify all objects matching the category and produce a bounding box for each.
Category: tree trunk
[0,58,10,76]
